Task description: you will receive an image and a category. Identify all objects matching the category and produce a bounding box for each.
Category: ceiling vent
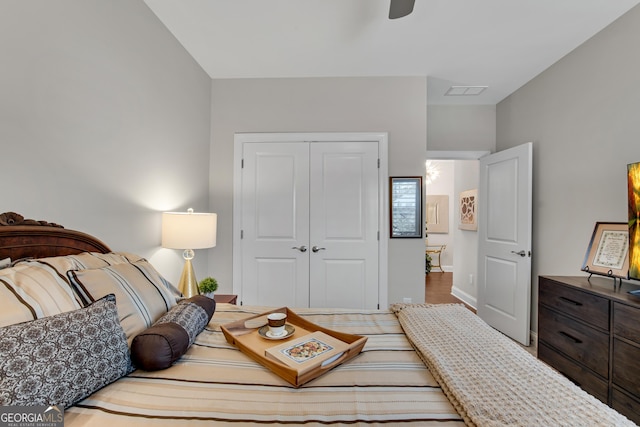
[445,86,488,96]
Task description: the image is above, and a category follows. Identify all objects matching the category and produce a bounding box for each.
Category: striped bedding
[64,304,464,426]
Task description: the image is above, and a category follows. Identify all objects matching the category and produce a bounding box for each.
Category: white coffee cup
[267,312,287,336]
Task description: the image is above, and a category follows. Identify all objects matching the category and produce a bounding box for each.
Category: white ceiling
[144,0,639,105]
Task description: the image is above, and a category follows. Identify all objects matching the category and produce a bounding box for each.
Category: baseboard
[451,286,477,309]
[428,264,453,273]
[529,331,538,351]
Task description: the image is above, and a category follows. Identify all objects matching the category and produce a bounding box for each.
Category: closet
[234,134,384,309]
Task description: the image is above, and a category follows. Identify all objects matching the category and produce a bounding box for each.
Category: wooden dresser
[538,276,640,424]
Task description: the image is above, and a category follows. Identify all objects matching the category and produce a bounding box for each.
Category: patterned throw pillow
[130,295,216,371]
[67,260,177,343]
[0,294,132,408]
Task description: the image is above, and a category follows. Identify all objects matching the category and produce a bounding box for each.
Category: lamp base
[177,258,200,298]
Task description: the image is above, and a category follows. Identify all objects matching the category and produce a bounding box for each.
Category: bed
[0,212,635,426]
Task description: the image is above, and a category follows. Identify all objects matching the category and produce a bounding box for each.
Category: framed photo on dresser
[581,222,630,279]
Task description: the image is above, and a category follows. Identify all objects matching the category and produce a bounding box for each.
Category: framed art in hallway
[425,195,449,233]
[458,189,477,231]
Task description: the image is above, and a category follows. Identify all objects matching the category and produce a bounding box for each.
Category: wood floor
[425,272,476,313]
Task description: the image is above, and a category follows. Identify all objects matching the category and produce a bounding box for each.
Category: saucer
[258,324,295,340]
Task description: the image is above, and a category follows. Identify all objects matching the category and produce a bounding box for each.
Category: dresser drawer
[613,338,640,397]
[539,278,609,330]
[538,342,608,403]
[614,302,640,343]
[612,388,640,425]
[538,305,609,378]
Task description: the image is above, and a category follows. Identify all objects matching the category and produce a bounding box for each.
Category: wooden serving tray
[221,307,367,387]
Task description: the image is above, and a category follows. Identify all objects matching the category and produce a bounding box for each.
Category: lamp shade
[162,211,217,250]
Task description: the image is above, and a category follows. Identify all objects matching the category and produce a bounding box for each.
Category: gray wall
[452,160,480,306]
[497,4,640,331]
[0,0,212,283]
[428,105,496,152]
[209,77,428,305]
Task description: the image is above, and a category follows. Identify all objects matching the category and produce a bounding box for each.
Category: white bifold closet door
[240,141,379,309]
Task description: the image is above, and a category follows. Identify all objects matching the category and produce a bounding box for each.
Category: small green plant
[425,252,432,274]
[425,225,431,274]
[198,277,218,294]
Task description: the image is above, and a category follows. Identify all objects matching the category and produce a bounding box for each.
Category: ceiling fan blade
[389,0,415,19]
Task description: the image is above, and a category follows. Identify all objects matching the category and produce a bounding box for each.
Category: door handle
[292,246,307,253]
[511,250,527,257]
[312,246,326,253]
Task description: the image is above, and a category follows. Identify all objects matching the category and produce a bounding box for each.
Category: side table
[426,245,446,273]
[214,294,238,304]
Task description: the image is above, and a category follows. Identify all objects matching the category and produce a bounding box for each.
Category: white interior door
[309,142,379,309]
[240,142,310,307]
[237,136,382,309]
[477,142,532,345]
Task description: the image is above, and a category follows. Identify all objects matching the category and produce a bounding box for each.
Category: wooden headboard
[0,212,111,260]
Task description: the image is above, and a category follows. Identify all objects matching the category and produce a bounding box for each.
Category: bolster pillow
[131,295,216,371]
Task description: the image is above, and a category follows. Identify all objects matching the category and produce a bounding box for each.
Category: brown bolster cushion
[130,295,215,371]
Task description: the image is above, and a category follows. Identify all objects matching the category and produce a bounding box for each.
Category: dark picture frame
[581,222,630,279]
[390,176,422,238]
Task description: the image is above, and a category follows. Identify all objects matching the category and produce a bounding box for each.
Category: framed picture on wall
[581,222,629,279]
[458,189,478,231]
[425,195,449,233]
[390,177,422,238]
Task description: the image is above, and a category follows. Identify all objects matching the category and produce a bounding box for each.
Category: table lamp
[161,209,217,298]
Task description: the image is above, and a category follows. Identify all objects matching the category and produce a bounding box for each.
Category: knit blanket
[391,303,635,427]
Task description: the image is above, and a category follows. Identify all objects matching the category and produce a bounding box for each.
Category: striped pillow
[32,252,133,276]
[68,260,177,343]
[32,252,181,299]
[0,262,83,327]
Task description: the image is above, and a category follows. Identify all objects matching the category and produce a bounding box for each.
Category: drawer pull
[559,296,583,306]
[559,331,582,344]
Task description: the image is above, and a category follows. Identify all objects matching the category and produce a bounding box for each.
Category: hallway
[425,272,475,312]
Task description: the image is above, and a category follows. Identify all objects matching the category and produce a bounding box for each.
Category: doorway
[426,146,533,345]
[425,151,489,309]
